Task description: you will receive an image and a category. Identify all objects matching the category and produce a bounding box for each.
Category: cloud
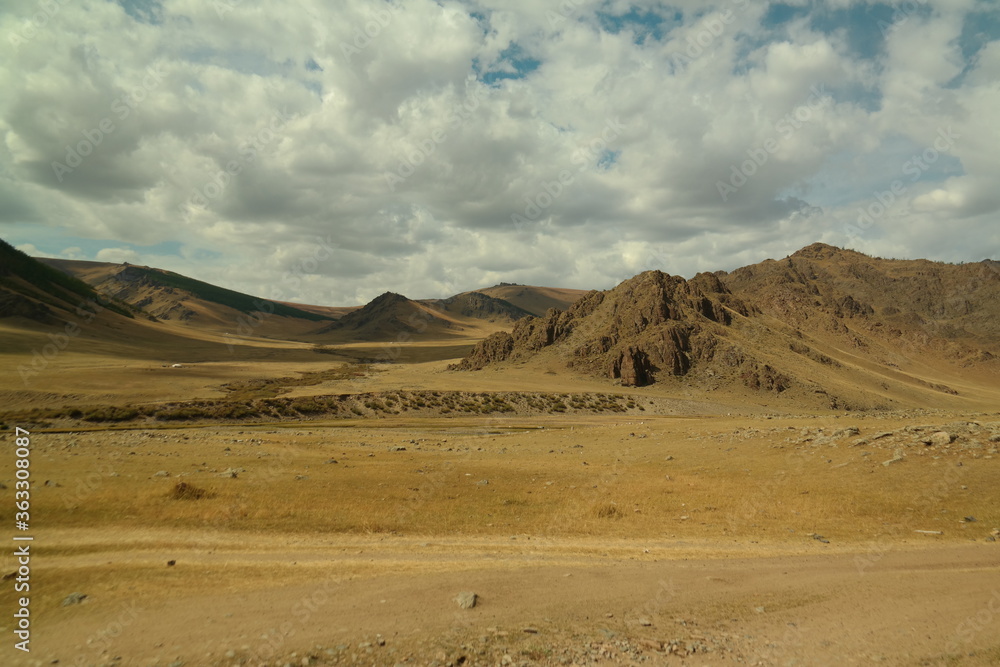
[0,0,997,306]
[95,247,142,264]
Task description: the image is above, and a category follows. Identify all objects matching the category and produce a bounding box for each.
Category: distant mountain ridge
[39,258,329,324]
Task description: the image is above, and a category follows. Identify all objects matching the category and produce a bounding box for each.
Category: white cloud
[95,247,142,264]
[0,0,997,306]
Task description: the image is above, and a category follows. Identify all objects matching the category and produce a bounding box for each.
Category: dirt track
[16,533,1000,666]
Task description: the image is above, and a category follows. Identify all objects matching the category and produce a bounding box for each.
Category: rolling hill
[40,258,332,333]
[474,283,589,317]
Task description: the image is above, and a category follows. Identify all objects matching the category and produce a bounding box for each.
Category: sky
[1,0,998,307]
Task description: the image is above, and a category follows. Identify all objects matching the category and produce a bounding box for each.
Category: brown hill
[426,291,534,322]
[474,283,589,317]
[40,259,331,334]
[0,241,134,324]
[452,244,1000,411]
[312,292,455,341]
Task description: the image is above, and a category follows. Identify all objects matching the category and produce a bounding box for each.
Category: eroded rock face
[610,347,653,386]
[455,269,753,387]
[449,331,515,370]
[0,288,56,322]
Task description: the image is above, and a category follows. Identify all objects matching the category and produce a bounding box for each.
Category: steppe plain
[1,244,999,666]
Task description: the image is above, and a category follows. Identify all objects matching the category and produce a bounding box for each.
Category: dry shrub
[594,502,624,519]
[170,482,209,500]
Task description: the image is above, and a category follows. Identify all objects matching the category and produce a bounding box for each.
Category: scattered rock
[963,516,977,523]
[62,592,87,606]
[167,560,176,566]
[153,470,170,477]
[637,618,652,627]
[882,449,905,466]
[930,431,955,446]
[476,479,489,486]
[388,446,407,452]
[324,458,338,464]
[455,591,478,609]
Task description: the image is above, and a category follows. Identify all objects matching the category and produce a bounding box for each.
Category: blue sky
[1,0,998,306]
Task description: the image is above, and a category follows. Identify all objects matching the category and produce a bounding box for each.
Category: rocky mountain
[720,242,1000,359]
[452,244,1000,410]
[452,270,762,385]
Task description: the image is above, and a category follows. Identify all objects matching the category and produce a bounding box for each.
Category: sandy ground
[3,411,999,667]
[7,532,1000,667]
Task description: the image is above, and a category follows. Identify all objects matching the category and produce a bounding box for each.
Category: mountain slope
[425,291,534,322]
[312,292,455,341]
[474,283,589,317]
[0,241,133,323]
[720,242,1000,360]
[41,259,331,330]
[452,244,1000,410]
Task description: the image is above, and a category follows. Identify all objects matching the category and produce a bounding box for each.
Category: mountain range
[2,239,997,411]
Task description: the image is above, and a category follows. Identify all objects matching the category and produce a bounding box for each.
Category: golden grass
[20,416,999,543]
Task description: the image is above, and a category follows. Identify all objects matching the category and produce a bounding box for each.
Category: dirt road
[14,532,1000,666]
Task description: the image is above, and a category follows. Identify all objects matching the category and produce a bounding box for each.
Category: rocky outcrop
[450,331,515,370]
[0,288,56,323]
[455,269,755,387]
